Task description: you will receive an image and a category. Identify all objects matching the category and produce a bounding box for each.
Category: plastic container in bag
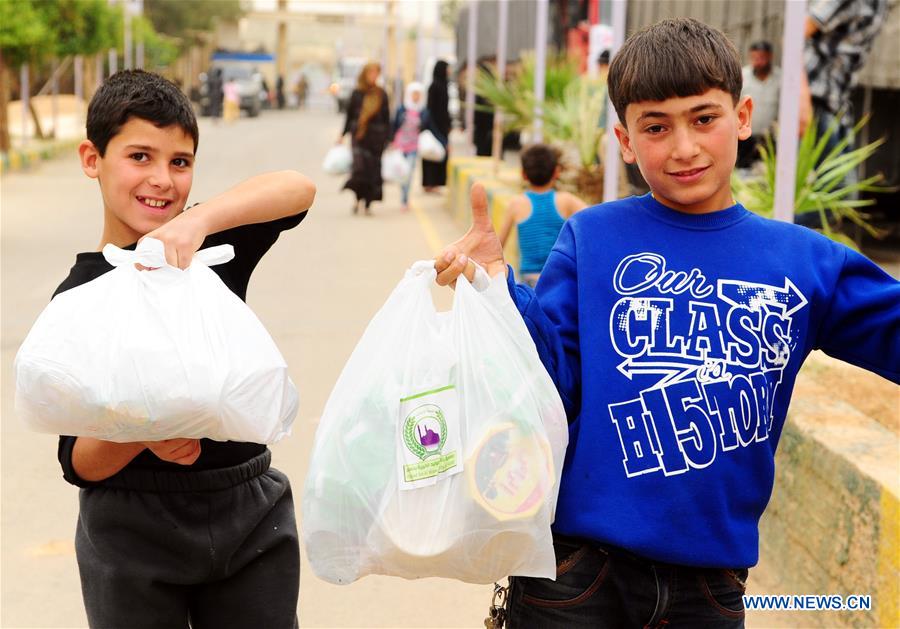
[302,260,567,584]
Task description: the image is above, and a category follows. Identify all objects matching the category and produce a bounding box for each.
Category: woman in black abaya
[421,60,451,191]
[339,62,390,214]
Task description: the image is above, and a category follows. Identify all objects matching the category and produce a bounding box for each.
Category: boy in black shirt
[55,70,315,628]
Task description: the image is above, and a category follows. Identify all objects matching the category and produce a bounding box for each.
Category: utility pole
[491,0,508,170]
[465,0,478,149]
[602,0,626,202]
[276,0,288,84]
[532,0,548,142]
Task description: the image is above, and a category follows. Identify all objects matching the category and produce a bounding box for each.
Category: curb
[1,138,82,176]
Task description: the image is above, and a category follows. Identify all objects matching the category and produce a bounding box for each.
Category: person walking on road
[390,82,426,212]
[422,60,451,192]
[339,62,391,215]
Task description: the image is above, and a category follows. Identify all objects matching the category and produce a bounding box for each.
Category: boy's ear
[613,122,637,164]
[736,95,753,141]
[78,140,101,179]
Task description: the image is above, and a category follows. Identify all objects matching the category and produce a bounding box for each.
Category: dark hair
[749,40,772,53]
[86,70,199,156]
[432,59,449,84]
[520,144,560,187]
[607,18,742,125]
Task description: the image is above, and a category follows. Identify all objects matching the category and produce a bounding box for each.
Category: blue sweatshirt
[509,193,899,568]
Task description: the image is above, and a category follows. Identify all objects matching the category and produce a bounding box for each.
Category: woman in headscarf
[421,60,451,191]
[389,82,425,212]
[339,62,390,215]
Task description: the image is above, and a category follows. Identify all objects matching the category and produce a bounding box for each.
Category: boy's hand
[141,210,208,269]
[141,438,202,465]
[435,183,507,287]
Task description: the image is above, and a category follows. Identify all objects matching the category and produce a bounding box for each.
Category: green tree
[133,16,179,71]
[144,0,243,46]
[0,0,122,151]
[0,0,52,151]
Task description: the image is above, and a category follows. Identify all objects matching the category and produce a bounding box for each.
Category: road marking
[409,199,443,254]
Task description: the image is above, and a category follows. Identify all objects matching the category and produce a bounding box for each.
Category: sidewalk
[0,136,83,176]
[2,95,85,175]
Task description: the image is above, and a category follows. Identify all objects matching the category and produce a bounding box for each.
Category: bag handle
[102,237,234,269]
[407,258,491,291]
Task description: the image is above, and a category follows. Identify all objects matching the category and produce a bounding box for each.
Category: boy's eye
[129,152,148,162]
[645,125,665,134]
[696,115,717,125]
[172,158,192,168]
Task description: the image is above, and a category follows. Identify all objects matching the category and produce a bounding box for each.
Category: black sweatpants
[74,450,300,629]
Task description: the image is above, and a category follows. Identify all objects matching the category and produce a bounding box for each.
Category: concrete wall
[758,354,899,628]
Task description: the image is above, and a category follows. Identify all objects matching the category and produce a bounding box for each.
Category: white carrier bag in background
[14,237,298,444]
[302,260,568,585]
[322,144,352,175]
[417,130,446,162]
[381,148,411,183]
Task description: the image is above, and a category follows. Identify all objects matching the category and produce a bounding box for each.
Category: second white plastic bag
[381,148,411,183]
[302,261,568,585]
[14,237,298,444]
[322,144,352,175]
[417,130,446,162]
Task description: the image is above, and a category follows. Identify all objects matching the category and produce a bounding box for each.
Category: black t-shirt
[55,210,307,487]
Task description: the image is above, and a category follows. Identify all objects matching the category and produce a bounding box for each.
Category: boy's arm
[144,170,315,269]
[505,232,582,418]
[816,247,900,383]
[66,437,201,484]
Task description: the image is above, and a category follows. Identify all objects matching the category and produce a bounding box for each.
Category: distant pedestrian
[472,59,494,157]
[276,75,286,109]
[422,60,451,191]
[738,41,780,168]
[297,75,308,109]
[804,0,886,161]
[390,82,426,212]
[223,78,240,123]
[800,0,887,227]
[339,61,390,215]
[206,67,224,119]
[498,144,586,286]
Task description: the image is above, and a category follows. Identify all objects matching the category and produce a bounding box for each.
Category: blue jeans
[507,534,747,628]
[400,151,417,205]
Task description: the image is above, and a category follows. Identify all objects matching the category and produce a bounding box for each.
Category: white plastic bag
[381,149,411,183]
[14,237,298,444]
[322,144,352,175]
[302,260,568,585]
[417,130,446,162]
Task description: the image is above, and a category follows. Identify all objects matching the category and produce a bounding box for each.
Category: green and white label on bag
[398,384,462,490]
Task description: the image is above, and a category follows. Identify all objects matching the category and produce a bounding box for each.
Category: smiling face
[79,117,195,246]
[614,88,752,214]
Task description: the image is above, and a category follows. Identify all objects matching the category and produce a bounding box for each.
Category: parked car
[199,64,264,117]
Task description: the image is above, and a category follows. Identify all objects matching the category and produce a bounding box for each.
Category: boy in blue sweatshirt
[434,18,899,629]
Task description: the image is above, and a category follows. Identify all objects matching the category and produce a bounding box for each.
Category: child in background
[499,144,587,286]
[390,82,425,212]
[223,77,240,123]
